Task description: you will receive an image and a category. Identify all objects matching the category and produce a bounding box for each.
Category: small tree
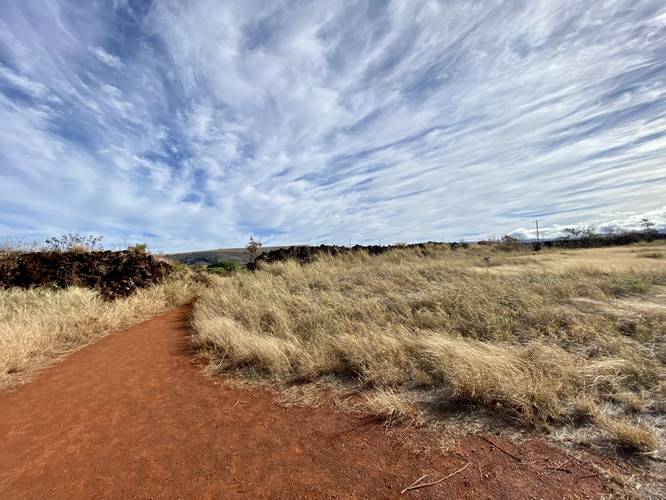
[498,234,522,251]
[246,237,262,260]
[562,227,581,240]
[640,218,656,233]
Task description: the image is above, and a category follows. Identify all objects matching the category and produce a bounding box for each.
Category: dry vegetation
[192,242,666,455]
[0,267,203,390]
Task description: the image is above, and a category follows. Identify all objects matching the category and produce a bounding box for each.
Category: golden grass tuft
[192,243,666,454]
[613,391,644,413]
[596,415,659,453]
[361,388,416,424]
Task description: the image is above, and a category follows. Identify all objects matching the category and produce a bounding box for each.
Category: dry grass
[483,242,666,275]
[0,269,203,390]
[596,416,659,452]
[192,243,666,455]
[361,388,417,425]
[637,251,665,260]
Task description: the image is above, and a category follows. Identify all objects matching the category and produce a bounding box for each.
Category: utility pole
[535,220,540,244]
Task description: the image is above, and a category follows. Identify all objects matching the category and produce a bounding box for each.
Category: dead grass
[0,269,203,390]
[361,388,417,425]
[596,416,659,453]
[637,251,665,260]
[192,242,666,455]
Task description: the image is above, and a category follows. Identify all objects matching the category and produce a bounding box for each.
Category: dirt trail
[0,307,616,499]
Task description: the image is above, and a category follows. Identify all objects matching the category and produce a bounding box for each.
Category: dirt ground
[0,307,624,499]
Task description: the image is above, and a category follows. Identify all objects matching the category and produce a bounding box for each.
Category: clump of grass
[596,416,658,452]
[127,243,148,254]
[637,251,664,259]
[608,275,656,295]
[361,389,416,425]
[0,271,203,390]
[613,391,644,413]
[191,245,665,454]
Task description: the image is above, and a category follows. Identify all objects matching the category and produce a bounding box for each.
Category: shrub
[498,235,523,251]
[207,260,242,275]
[43,234,103,252]
[127,243,148,254]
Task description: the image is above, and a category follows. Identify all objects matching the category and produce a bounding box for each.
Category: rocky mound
[249,242,448,268]
[251,232,666,268]
[0,250,172,299]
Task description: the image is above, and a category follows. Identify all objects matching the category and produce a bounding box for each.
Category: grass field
[0,269,202,390]
[192,242,666,455]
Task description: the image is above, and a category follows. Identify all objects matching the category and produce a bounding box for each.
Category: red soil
[0,307,619,498]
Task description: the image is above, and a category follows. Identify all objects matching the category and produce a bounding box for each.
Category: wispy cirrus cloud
[88,46,124,69]
[0,1,664,251]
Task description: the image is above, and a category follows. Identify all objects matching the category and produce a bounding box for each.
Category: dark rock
[0,250,172,300]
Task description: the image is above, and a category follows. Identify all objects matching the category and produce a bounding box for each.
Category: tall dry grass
[0,270,203,390]
[192,244,666,454]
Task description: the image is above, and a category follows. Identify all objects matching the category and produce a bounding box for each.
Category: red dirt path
[0,307,618,498]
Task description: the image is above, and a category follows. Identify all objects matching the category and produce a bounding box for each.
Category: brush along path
[0,307,616,499]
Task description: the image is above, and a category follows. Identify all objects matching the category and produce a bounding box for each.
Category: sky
[0,0,665,252]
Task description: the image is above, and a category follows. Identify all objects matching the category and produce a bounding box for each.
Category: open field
[192,242,666,457]
[481,241,666,274]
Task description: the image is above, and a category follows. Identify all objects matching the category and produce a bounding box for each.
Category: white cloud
[0,64,58,102]
[88,46,124,69]
[0,1,665,251]
[510,206,666,240]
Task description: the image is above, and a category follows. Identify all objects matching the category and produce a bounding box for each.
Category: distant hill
[167,246,286,266]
